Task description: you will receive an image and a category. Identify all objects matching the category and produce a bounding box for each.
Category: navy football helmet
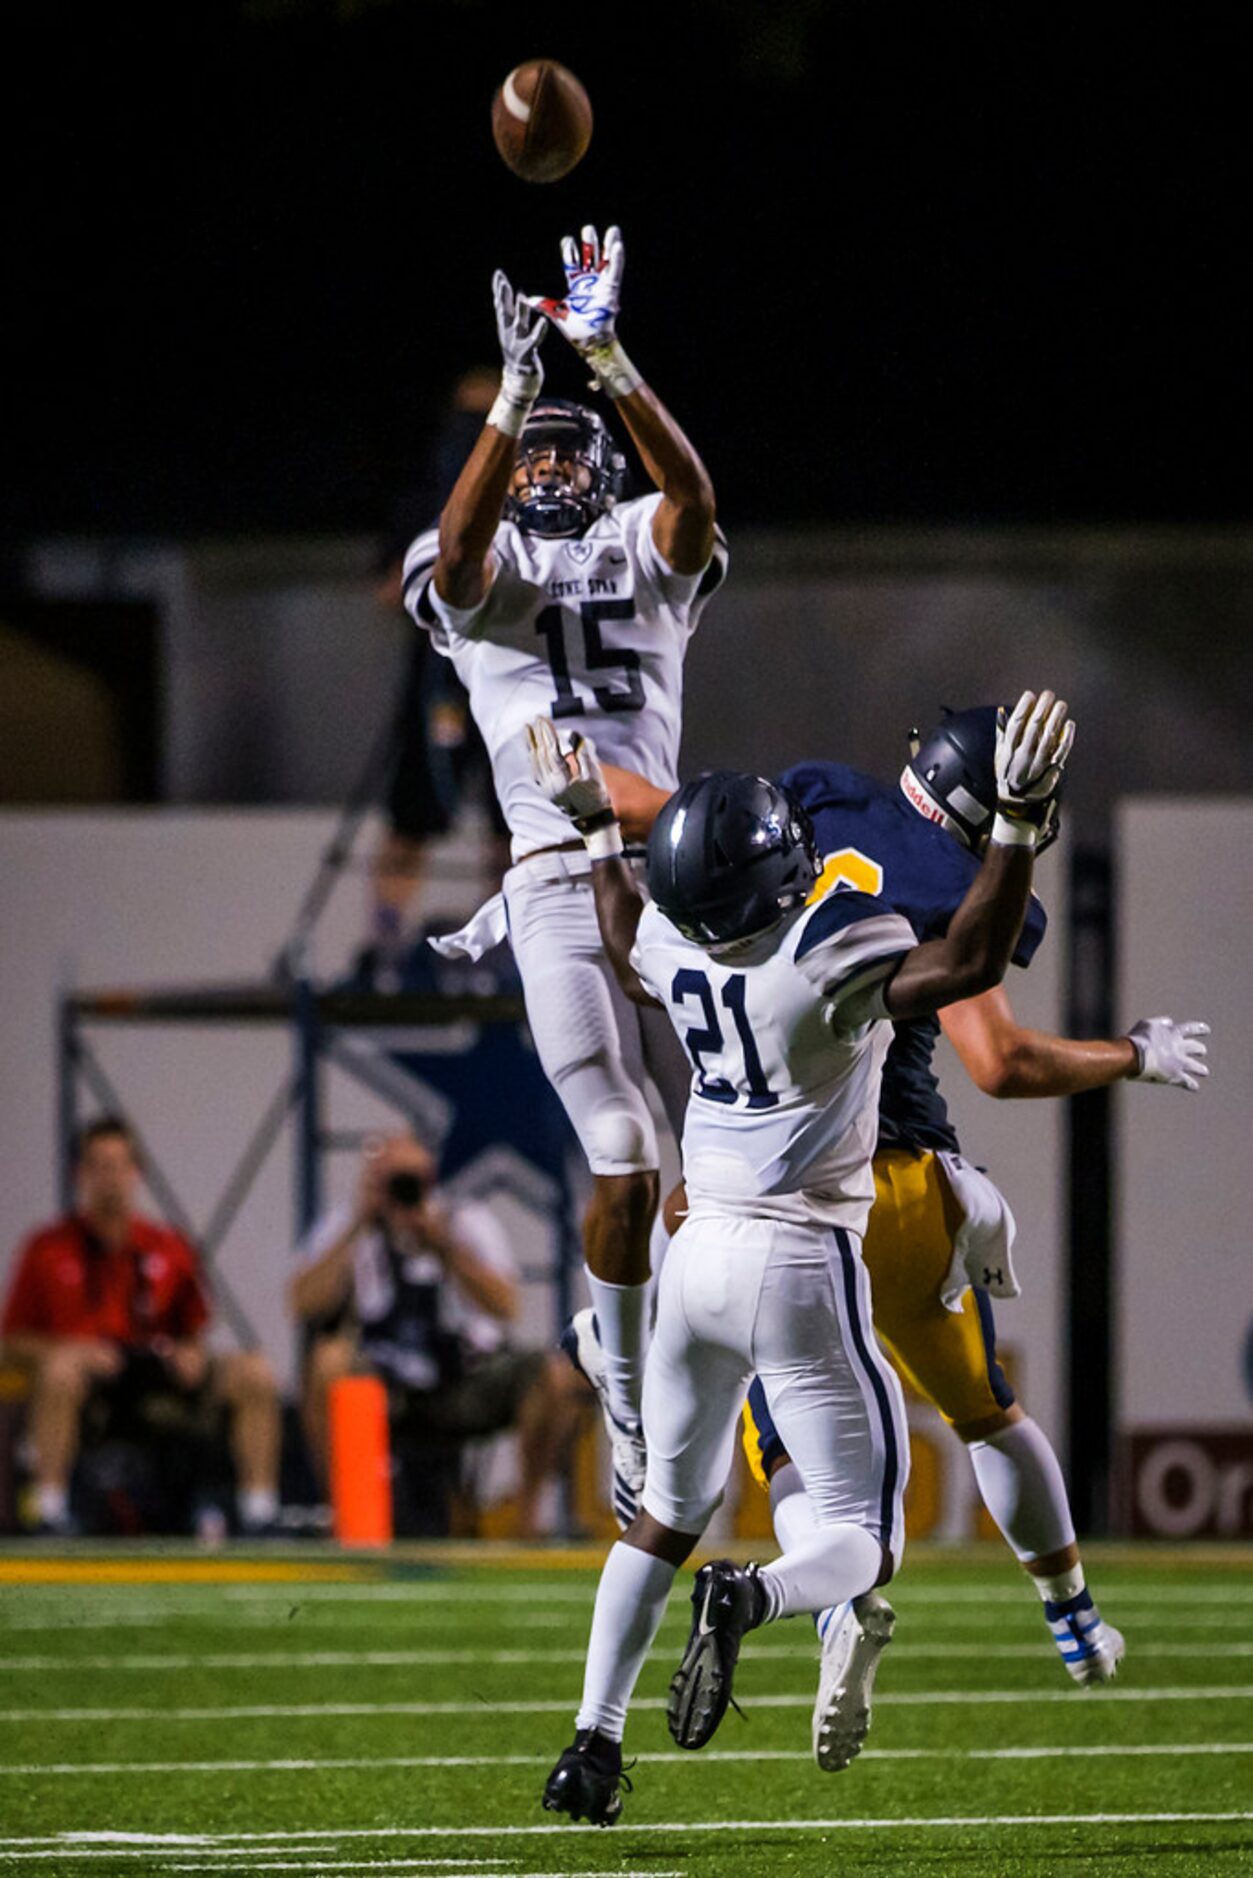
[647,772,820,947]
[504,399,627,538]
[902,704,1061,853]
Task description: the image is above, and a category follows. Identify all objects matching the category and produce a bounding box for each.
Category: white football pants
[642,1211,909,1564]
[503,848,690,1176]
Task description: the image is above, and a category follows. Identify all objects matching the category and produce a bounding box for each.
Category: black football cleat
[541,1726,629,1826]
[667,1558,767,1750]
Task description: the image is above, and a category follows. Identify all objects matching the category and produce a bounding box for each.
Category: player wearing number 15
[401,226,726,1526]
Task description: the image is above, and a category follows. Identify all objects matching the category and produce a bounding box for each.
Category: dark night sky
[7,2,1248,539]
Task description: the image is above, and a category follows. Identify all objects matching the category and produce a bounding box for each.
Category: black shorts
[88,1347,214,1442]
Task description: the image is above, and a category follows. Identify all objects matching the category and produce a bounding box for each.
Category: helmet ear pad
[647,772,820,946]
[504,398,627,538]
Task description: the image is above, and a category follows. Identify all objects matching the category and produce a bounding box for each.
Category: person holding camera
[289,1132,584,1537]
[0,1115,281,1536]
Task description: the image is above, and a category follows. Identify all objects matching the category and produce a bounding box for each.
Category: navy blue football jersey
[779,761,1048,1154]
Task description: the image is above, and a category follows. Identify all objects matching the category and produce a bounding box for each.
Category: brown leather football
[491,60,593,184]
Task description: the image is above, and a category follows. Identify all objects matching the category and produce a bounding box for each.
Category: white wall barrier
[1115,800,1253,1538]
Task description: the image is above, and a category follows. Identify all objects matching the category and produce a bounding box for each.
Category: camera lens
[386,1171,424,1207]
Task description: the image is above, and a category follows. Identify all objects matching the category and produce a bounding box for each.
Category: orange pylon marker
[329,1375,393,1546]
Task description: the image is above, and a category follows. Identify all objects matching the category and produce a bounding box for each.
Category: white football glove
[487,270,547,439]
[526,718,623,859]
[1126,1016,1210,1091]
[525,225,642,398]
[991,689,1076,848]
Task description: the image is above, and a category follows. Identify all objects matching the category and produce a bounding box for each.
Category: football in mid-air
[491,60,592,183]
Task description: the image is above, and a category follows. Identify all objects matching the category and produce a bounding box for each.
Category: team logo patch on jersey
[566,541,595,566]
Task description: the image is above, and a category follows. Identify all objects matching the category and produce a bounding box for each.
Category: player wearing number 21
[401,226,726,1526]
[529,691,1075,1825]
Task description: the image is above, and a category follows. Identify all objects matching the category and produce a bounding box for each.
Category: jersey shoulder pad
[779,762,882,814]
[795,888,915,962]
[401,525,449,633]
[793,891,916,1006]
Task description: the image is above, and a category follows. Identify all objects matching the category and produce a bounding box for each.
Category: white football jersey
[402,493,727,857]
[631,888,917,1229]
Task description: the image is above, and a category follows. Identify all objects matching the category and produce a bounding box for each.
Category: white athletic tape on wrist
[583,340,642,399]
[488,389,535,438]
[584,821,625,861]
[488,366,541,439]
[991,812,1038,849]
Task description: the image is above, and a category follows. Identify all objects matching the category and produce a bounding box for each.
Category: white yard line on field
[206,1582,1253,1605]
[166,1868,680,1877]
[0,1814,1250,1858]
[5,1606,1253,1636]
[0,1742,1250,1778]
[1,1641,1250,1672]
[2,1685,1251,1721]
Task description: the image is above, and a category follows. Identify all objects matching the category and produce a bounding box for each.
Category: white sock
[585,1271,649,1425]
[966,1417,1077,1563]
[237,1487,279,1528]
[37,1483,69,1525]
[757,1520,882,1622]
[768,1460,820,1552]
[575,1541,676,1740]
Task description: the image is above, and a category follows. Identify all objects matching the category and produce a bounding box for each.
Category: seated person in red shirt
[0,1115,281,1535]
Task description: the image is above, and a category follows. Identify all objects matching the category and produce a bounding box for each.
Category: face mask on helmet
[503,400,627,538]
[901,704,1062,855]
[647,772,820,947]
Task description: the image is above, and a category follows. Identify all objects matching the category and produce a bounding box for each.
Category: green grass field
[0,1543,1249,1876]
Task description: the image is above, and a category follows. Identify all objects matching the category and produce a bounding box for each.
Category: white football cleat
[560,1307,646,1530]
[1044,1590,1125,1686]
[812,1588,896,1771]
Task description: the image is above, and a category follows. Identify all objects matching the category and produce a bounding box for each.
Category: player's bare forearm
[885,844,1033,1022]
[434,425,517,610]
[599,760,671,842]
[591,856,660,1006]
[615,384,716,576]
[941,985,1138,1098]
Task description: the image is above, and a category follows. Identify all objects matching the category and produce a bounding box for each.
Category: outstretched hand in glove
[526,718,623,858]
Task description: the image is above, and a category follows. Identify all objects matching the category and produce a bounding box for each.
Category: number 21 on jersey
[670,968,778,1110]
